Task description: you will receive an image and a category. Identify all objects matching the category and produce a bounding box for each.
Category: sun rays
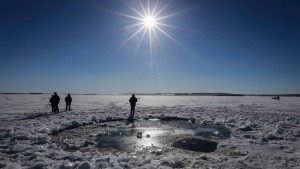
[112,0,187,68]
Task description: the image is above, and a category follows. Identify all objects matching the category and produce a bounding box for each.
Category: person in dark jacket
[53,92,60,113]
[129,94,138,116]
[65,94,72,111]
[49,95,55,112]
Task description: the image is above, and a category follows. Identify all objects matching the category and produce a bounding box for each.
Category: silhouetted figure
[272,96,280,101]
[65,94,72,111]
[49,95,55,112]
[129,94,138,116]
[53,92,60,113]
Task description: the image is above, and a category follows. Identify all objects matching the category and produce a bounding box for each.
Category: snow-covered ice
[1,94,300,168]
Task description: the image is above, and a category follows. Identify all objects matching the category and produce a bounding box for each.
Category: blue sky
[1,0,300,94]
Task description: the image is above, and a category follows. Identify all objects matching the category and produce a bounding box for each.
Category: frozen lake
[0,94,300,168]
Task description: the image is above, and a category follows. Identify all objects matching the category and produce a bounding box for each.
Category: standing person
[129,94,138,117]
[53,92,60,113]
[65,94,72,111]
[49,95,55,112]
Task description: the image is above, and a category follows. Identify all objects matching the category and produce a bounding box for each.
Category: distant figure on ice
[65,94,72,111]
[129,94,138,117]
[53,92,60,113]
[49,95,55,112]
[272,96,280,101]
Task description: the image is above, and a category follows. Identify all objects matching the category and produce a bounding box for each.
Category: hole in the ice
[172,138,218,152]
[51,119,230,153]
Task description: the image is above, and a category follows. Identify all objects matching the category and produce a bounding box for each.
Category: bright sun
[114,0,187,68]
[144,16,155,27]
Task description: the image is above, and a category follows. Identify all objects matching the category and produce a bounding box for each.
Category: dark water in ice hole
[51,119,231,153]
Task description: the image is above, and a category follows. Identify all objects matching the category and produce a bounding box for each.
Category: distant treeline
[174,93,244,96]
[132,93,244,96]
[0,93,44,94]
[1,93,300,97]
[125,93,300,97]
[246,94,300,97]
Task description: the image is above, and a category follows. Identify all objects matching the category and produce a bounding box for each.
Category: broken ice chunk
[136,132,143,138]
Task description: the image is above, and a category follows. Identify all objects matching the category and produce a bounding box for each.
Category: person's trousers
[54,105,59,113]
[130,105,135,116]
[66,104,71,111]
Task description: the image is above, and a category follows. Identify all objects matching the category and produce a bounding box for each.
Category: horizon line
[0,92,300,97]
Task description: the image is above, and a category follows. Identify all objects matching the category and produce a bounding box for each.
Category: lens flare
[110,0,191,67]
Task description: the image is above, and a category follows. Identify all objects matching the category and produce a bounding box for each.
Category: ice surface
[1,94,300,168]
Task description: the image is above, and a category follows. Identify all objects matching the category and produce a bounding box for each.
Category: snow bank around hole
[0,94,300,168]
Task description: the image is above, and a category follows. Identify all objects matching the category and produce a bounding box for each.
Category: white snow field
[0,94,300,169]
